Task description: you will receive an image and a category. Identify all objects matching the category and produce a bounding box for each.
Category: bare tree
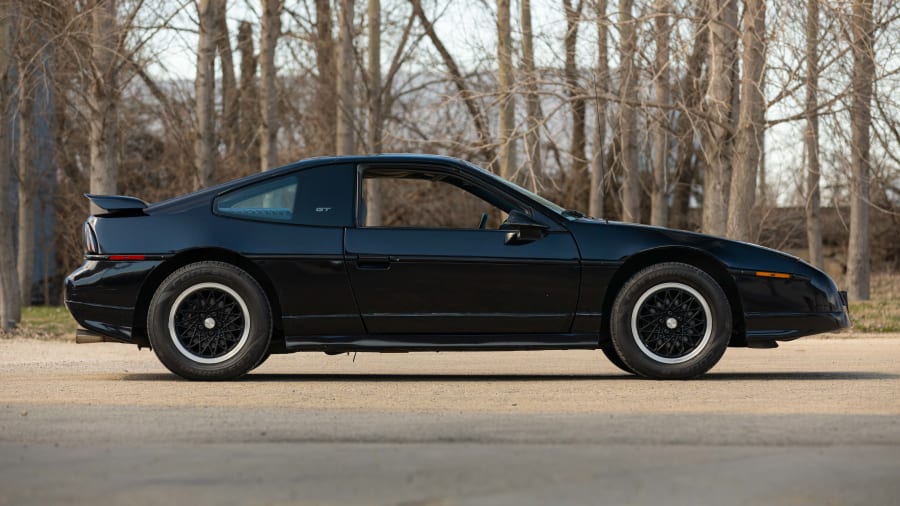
[410,0,494,164]
[618,0,640,223]
[563,0,586,196]
[805,0,823,268]
[701,0,738,236]
[314,0,336,156]
[847,0,874,300]
[88,0,119,209]
[259,0,282,170]
[0,8,20,327]
[366,0,383,224]
[215,0,239,164]
[521,0,542,191]
[195,0,217,186]
[669,12,708,230]
[237,21,260,170]
[650,0,672,227]
[335,0,355,155]
[727,0,766,241]
[17,45,35,306]
[589,0,608,218]
[497,0,515,181]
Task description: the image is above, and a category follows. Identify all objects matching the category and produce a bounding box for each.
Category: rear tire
[147,261,272,380]
[610,262,731,379]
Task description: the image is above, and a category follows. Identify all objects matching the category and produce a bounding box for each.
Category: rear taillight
[83,222,99,254]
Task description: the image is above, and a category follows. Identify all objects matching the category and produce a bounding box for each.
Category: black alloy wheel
[608,262,732,379]
[148,261,272,380]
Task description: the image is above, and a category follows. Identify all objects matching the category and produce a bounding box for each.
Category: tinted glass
[360,171,509,229]
[215,176,297,222]
[215,164,355,226]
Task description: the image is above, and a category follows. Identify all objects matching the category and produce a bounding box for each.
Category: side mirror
[503,210,548,245]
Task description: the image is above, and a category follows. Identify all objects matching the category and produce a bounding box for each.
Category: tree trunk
[194,0,216,185]
[726,0,766,241]
[650,0,672,227]
[497,0,516,181]
[563,0,586,202]
[669,12,708,230]
[701,0,737,236]
[805,0,823,268]
[0,11,19,328]
[758,128,767,206]
[237,21,260,171]
[215,0,239,165]
[589,0,608,218]
[259,0,281,171]
[366,0,383,225]
[847,0,874,301]
[618,0,640,223]
[315,0,336,156]
[335,0,355,155]
[521,0,542,191]
[88,0,119,214]
[17,61,35,306]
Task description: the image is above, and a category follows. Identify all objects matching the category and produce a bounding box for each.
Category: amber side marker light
[755,271,791,279]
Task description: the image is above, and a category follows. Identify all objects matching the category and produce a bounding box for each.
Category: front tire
[600,344,635,374]
[609,262,731,379]
[147,261,272,380]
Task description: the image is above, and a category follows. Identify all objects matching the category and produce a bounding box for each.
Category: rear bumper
[65,300,136,343]
[745,310,851,342]
[75,327,131,344]
[64,258,162,344]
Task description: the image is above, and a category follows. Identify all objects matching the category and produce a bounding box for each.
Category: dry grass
[6,306,78,341]
[848,273,900,333]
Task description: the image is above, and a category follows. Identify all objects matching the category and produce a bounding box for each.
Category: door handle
[357,255,391,269]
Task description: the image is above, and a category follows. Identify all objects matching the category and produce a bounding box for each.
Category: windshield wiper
[561,209,585,218]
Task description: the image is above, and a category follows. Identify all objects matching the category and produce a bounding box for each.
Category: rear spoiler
[85,194,148,215]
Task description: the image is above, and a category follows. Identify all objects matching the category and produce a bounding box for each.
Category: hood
[568,217,821,278]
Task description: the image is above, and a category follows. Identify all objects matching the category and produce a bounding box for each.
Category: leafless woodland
[0,0,899,329]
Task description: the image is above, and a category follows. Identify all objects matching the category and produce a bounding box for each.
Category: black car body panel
[65,154,850,352]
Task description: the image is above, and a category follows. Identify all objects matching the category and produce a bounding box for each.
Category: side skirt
[284,333,601,353]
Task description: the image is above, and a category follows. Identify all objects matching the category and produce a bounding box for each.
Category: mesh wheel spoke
[171,285,247,360]
[635,285,709,360]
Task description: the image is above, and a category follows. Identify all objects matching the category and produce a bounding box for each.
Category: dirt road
[1,337,899,505]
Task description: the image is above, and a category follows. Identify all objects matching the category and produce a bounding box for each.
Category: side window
[360,169,514,229]
[215,176,297,222]
[215,164,355,226]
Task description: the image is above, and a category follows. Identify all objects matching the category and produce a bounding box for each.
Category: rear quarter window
[214,164,355,227]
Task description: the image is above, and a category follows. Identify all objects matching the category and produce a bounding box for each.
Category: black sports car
[65,154,850,380]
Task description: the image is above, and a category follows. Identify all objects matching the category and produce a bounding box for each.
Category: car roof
[146,154,474,213]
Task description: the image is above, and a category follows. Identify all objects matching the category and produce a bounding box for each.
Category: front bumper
[745,309,851,342]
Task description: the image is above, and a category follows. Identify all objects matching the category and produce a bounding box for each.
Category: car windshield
[463,161,579,219]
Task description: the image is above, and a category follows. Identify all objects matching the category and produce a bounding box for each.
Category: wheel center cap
[203,317,216,330]
[666,317,678,329]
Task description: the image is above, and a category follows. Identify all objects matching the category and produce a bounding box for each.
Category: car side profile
[65,154,850,380]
